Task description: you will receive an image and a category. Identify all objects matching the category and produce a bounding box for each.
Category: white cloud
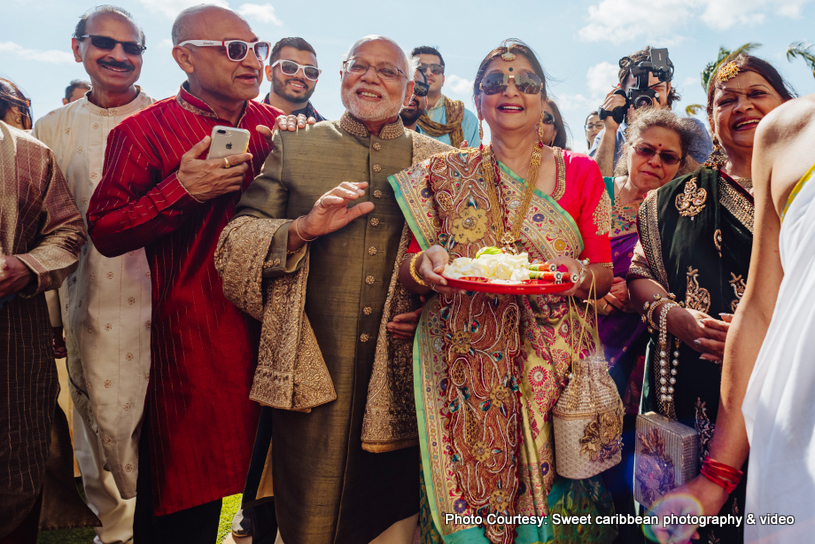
[557,61,620,113]
[236,3,282,25]
[138,0,228,19]
[586,61,619,97]
[578,0,697,44]
[699,0,766,30]
[0,42,74,64]
[580,0,815,41]
[445,74,474,96]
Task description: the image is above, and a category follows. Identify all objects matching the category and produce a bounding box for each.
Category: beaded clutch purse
[634,412,699,508]
[553,354,624,479]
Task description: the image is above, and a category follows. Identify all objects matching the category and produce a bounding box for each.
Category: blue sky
[2,0,814,152]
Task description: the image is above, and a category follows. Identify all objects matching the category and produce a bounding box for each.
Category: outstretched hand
[297,182,375,239]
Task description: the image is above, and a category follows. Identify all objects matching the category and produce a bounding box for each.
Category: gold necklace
[481,143,542,253]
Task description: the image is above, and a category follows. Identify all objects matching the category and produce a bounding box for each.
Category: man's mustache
[97,59,134,71]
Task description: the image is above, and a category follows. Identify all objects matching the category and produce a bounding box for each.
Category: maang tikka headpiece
[717,61,740,83]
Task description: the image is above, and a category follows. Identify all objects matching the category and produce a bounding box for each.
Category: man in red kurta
[86,6,281,542]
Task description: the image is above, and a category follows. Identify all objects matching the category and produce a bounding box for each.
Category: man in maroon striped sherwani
[86,5,282,542]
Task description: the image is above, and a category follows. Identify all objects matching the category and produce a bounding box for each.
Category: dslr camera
[599,48,674,125]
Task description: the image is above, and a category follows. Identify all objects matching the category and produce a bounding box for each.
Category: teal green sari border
[496,161,584,255]
[414,310,443,536]
[388,172,431,251]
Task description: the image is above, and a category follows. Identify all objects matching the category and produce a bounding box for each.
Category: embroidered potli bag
[552,280,624,479]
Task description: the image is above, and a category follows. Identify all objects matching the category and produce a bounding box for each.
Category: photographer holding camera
[590,46,712,176]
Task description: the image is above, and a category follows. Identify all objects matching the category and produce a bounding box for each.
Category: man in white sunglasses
[86,5,283,543]
[262,37,326,122]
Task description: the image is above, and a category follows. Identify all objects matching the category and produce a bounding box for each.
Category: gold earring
[705,135,727,169]
[478,118,484,148]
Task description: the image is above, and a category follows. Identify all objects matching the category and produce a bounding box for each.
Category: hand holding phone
[176,127,254,202]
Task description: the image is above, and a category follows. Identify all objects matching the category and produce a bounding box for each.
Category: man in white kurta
[32,6,153,544]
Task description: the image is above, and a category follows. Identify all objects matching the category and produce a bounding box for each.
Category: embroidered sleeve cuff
[627,265,657,282]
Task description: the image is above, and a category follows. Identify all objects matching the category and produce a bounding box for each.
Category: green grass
[37,526,96,544]
[36,493,243,544]
[218,494,243,542]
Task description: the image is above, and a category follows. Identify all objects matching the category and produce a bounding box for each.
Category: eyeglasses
[178,40,270,62]
[479,72,542,96]
[342,59,406,80]
[417,63,444,75]
[271,59,321,81]
[632,143,681,166]
[584,122,604,131]
[541,112,555,125]
[79,35,146,56]
[412,80,429,97]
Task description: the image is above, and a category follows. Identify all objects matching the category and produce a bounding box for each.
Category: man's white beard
[341,82,403,122]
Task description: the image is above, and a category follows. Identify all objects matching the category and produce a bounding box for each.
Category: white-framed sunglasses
[271,59,321,81]
[178,39,271,62]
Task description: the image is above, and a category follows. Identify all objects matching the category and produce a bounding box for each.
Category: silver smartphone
[206,126,251,160]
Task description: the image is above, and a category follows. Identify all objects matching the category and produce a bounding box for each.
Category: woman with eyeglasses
[585,112,603,150]
[627,55,795,544]
[389,40,616,543]
[592,108,696,543]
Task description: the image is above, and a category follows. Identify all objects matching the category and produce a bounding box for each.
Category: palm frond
[787,41,815,78]
[685,104,705,117]
[701,43,762,91]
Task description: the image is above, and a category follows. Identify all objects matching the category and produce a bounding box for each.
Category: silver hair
[74,5,145,46]
[342,35,413,75]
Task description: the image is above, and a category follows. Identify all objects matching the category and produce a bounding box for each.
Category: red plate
[443,276,573,295]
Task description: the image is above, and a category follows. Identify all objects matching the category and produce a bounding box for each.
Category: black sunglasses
[413,81,429,97]
[79,34,146,56]
[417,63,444,75]
[480,72,542,96]
[633,143,681,166]
[541,112,555,125]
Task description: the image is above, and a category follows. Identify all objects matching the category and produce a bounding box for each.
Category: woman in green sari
[627,55,795,544]
[389,40,615,544]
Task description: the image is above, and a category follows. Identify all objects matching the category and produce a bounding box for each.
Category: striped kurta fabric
[0,121,86,538]
[86,85,282,516]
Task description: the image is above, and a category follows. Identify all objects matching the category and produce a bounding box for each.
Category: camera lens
[633,95,654,109]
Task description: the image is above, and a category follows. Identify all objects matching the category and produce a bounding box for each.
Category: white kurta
[33,91,154,498]
[742,164,815,543]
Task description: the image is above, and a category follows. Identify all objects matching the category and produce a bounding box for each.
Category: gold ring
[223,157,231,169]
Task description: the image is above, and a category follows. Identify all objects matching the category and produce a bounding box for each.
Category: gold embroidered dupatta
[389,150,600,544]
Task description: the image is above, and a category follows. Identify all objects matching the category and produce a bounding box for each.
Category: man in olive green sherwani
[218,36,450,544]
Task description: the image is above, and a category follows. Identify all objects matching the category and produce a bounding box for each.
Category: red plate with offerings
[442,276,574,295]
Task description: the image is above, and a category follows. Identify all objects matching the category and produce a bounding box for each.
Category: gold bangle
[291,216,318,243]
[410,252,429,287]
